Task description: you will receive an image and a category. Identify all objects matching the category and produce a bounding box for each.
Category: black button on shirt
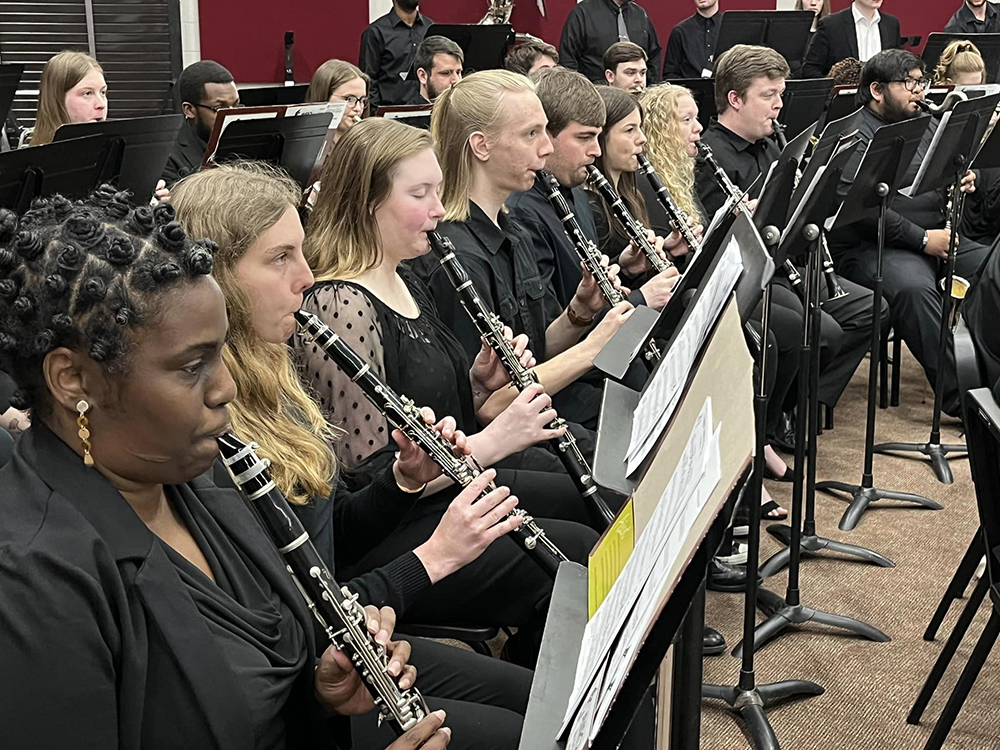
[559,0,662,85]
[694,119,780,220]
[359,7,434,109]
[663,12,719,80]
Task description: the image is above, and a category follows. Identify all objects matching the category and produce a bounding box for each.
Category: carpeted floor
[701,345,1000,750]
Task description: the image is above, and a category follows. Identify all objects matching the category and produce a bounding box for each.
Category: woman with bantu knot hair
[0,186,436,750]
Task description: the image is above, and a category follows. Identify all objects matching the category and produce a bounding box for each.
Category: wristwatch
[567,302,595,327]
[921,231,929,251]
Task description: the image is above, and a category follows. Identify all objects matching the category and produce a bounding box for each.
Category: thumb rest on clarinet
[215,432,430,734]
[294,309,569,577]
[427,230,616,528]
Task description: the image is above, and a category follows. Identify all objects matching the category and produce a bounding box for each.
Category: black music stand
[715,11,815,70]
[53,114,184,200]
[791,107,864,210]
[664,77,717,127]
[0,63,23,128]
[0,134,109,213]
[238,84,309,107]
[777,78,835,141]
[375,104,434,130]
[816,115,940,529]
[872,92,1000,484]
[425,24,512,73]
[211,112,332,190]
[923,33,1000,84]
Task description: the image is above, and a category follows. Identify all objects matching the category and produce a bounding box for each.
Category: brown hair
[933,39,986,85]
[603,41,647,74]
[505,40,559,76]
[590,86,650,231]
[640,85,701,221]
[828,57,862,87]
[795,0,831,20]
[171,162,338,504]
[713,44,790,114]
[531,66,605,136]
[306,59,370,112]
[32,51,103,146]
[306,118,434,281]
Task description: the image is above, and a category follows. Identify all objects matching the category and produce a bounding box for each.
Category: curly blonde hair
[933,40,986,85]
[639,84,701,221]
[171,162,339,504]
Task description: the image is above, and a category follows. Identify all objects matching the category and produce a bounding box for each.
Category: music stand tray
[375,104,434,130]
[778,78,835,141]
[53,114,184,200]
[0,134,109,213]
[923,33,1000,84]
[715,11,815,68]
[0,63,24,129]
[425,23,513,73]
[239,84,310,107]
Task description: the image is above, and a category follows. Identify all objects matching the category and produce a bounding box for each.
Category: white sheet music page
[559,398,715,738]
[625,238,743,475]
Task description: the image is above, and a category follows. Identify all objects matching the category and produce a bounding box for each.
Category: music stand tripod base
[760,524,895,578]
[871,440,967,485]
[816,479,943,532]
[702,680,825,750]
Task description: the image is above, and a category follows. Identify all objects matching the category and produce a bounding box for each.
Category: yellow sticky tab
[588,499,635,617]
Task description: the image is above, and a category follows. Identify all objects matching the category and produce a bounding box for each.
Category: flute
[294,310,568,577]
[427,230,615,528]
[636,153,702,253]
[216,432,429,734]
[585,163,673,274]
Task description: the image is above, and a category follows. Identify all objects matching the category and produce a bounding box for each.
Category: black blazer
[0,423,345,749]
[800,6,902,79]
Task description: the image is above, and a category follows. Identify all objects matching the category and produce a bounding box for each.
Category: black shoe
[704,625,726,656]
[707,557,759,592]
[771,410,797,453]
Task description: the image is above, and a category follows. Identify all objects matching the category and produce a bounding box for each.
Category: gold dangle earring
[76,399,94,466]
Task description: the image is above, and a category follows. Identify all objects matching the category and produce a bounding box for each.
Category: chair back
[964,388,1000,603]
[955,317,984,419]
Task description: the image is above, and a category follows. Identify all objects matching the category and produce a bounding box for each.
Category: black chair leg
[891,334,902,407]
[925,530,985,641]
[923,610,1000,750]
[880,330,889,409]
[469,641,493,657]
[824,404,834,431]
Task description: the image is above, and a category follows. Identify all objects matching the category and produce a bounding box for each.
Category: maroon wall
[201,0,958,83]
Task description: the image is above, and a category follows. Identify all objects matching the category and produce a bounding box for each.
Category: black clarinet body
[427,231,616,528]
[216,432,429,734]
[585,164,672,274]
[635,154,702,253]
[294,310,568,577]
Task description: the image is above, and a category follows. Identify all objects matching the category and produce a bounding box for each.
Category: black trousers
[350,638,532,750]
[840,239,989,417]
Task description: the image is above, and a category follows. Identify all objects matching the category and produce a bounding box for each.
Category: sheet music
[287,101,346,130]
[625,238,742,475]
[560,398,714,738]
[566,661,607,750]
[702,196,735,248]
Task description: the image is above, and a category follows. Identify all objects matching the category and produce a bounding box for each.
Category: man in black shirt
[359,0,434,110]
[663,0,720,80]
[603,41,647,93]
[406,35,464,105]
[830,50,988,416]
[694,44,888,418]
[161,61,237,188]
[944,0,1000,33]
[559,0,662,85]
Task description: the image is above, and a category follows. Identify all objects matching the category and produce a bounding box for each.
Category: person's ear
[469,131,490,163]
[181,102,197,120]
[870,81,883,103]
[727,90,742,112]
[417,68,428,87]
[605,69,615,86]
[43,347,102,414]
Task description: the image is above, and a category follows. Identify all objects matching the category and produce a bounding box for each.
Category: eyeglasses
[892,77,931,92]
[334,94,370,109]
[192,101,242,113]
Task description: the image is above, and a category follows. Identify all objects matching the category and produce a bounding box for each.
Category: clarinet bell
[940,275,971,330]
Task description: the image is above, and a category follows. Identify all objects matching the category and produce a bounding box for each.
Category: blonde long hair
[32,51,103,146]
[933,40,986,85]
[640,84,701,221]
[306,118,434,281]
[432,69,537,221]
[171,162,338,504]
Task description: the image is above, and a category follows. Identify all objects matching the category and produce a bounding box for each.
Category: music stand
[375,104,434,130]
[210,112,332,190]
[425,24,513,73]
[238,84,310,107]
[664,77,717,127]
[777,78,835,141]
[0,63,24,128]
[0,134,108,213]
[715,11,815,69]
[53,114,184,200]
[923,33,1000,84]
[792,107,864,209]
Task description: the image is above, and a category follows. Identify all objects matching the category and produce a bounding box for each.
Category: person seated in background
[406,35,463,105]
[603,41,648,93]
[504,39,560,77]
[800,0,902,80]
[663,0,720,80]
[359,0,434,110]
[945,0,1000,34]
[828,56,863,86]
[962,235,1000,402]
[559,0,662,85]
[932,39,987,85]
[797,0,831,34]
[28,50,106,147]
[305,59,370,144]
[161,60,237,188]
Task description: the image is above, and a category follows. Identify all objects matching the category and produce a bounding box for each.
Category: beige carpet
[701,345,1000,750]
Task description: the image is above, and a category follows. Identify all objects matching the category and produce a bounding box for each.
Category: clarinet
[584,164,673,274]
[636,153,702,253]
[539,170,661,363]
[697,140,806,299]
[216,432,429,734]
[294,310,568,577]
[427,231,616,528]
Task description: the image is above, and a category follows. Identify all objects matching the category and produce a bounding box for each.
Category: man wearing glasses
[828,49,987,417]
[162,60,240,188]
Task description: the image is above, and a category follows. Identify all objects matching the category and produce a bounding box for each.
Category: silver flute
[216,432,429,734]
[295,310,568,578]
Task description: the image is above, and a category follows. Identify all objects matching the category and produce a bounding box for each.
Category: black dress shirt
[161,118,207,188]
[662,12,720,80]
[963,236,1000,398]
[944,2,1000,34]
[694,119,780,220]
[359,7,434,109]
[559,0,662,84]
